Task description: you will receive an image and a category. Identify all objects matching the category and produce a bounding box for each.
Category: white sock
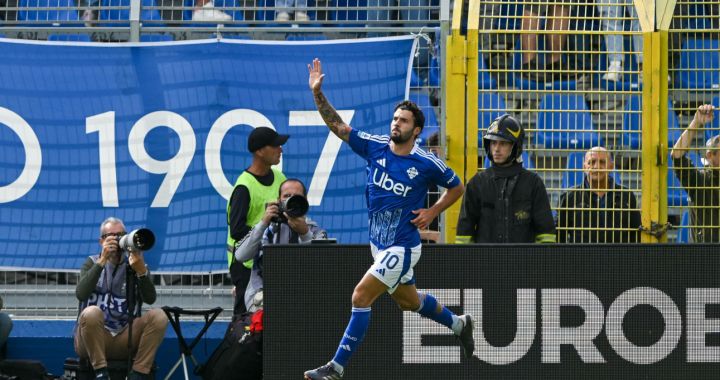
[330,361,344,375]
[451,315,464,335]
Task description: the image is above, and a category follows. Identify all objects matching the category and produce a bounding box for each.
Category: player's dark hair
[395,100,425,131]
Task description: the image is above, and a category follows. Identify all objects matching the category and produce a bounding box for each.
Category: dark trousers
[230,261,251,315]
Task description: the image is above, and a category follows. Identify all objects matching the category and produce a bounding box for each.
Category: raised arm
[671,104,714,159]
[308,58,352,142]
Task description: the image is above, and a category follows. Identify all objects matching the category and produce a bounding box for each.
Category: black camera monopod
[121,228,155,374]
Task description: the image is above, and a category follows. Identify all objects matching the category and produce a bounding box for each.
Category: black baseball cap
[248,127,290,153]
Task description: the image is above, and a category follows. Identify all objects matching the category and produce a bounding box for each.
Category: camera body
[270,194,310,223]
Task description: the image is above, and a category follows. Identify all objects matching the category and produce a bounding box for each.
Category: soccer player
[303,58,474,380]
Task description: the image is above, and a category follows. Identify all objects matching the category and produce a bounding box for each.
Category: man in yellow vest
[227,126,288,315]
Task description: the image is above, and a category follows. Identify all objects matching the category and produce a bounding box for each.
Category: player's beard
[390,128,414,144]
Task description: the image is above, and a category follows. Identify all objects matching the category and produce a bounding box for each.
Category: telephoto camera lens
[283,194,309,218]
[119,228,155,252]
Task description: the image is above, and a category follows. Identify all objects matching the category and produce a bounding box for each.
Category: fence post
[129,0,141,42]
[638,0,674,242]
[443,0,467,243]
[466,0,479,180]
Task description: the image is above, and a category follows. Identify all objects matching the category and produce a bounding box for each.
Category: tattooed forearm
[314,91,350,140]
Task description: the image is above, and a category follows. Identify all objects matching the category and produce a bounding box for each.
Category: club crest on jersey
[406,167,418,179]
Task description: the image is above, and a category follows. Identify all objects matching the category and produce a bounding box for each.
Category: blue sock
[416,292,457,330]
[331,307,371,371]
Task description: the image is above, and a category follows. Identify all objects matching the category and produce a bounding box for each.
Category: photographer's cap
[248,127,290,153]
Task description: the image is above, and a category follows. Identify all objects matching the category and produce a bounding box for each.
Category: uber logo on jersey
[372,168,412,196]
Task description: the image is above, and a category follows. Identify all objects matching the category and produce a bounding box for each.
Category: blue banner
[0,36,416,272]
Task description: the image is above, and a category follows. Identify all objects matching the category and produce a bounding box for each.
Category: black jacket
[672,155,720,242]
[557,179,641,243]
[456,163,556,243]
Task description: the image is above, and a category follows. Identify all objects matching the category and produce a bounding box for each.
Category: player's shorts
[367,243,421,294]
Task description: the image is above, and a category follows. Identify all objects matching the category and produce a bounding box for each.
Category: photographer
[74,217,168,380]
[234,179,327,312]
[0,295,11,360]
[227,126,289,315]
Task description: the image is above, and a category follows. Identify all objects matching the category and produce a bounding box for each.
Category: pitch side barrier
[264,244,720,379]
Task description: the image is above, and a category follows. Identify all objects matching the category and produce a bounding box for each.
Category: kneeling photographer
[74,217,168,380]
[234,178,328,312]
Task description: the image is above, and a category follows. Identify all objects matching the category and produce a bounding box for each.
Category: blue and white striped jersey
[347,128,461,250]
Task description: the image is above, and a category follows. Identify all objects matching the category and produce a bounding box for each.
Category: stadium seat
[621,96,681,149]
[285,33,328,40]
[494,0,523,30]
[410,68,422,87]
[684,2,711,30]
[254,0,276,22]
[428,54,440,87]
[140,33,174,42]
[330,0,367,23]
[18,0,80,24]
[478,54,497,90]
[675,38,720,89]
[218,33,252,39]
[535,94,601,149]
[99,0,163,24]
[48,33,92,41]
[560,151,620,189]
[676,209,691,243]
[477,91,507,145]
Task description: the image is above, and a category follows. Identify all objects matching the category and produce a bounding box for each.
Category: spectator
[275,0,309,22]
[80,0,98,25]
[598,0,643,82]
[0,295,12,360]
[671,104,720,242]
[557,147,641,243]
[74,217,168,380]
[192,0,232,22]
[456,114,556,243]
[227,126,288,315]
[520,0,571,82]
[234,178,326,312]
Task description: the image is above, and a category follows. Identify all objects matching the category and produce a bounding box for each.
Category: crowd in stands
[0,0,440,25]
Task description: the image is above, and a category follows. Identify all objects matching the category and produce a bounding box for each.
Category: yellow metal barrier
[443,0,469,243]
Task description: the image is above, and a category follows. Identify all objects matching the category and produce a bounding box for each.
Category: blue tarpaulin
[0,36,416,272]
